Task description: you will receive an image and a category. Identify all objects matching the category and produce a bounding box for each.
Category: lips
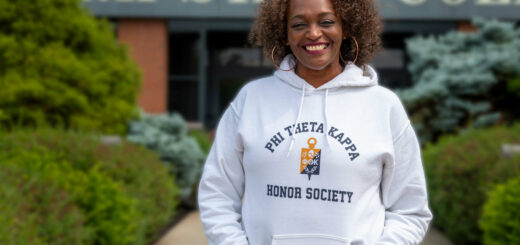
[302,42,330,54]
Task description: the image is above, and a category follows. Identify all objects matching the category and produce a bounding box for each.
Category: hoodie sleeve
[375,121,433,245]
[198,103,248,245]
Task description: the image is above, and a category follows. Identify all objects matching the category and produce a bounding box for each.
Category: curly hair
[248,0,383,67]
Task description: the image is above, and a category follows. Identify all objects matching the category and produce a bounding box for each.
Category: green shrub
[507,76,520,97]
[0,155,87,245]
[400,18,520,144]
[0,150,136,245]
[0,129,179,244]
[480,175,520,245]
[91,141,180,244]
[189,129,213,154]
[0,0,141,134]
[127,113,206,201]
[423,124,520,244]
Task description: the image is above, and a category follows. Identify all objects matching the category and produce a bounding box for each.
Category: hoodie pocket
[271,234,350,245]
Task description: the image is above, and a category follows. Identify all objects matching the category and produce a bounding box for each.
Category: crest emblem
[300,137,321,180]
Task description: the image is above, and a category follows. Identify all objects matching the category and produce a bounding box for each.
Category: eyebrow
[289,12,336,21]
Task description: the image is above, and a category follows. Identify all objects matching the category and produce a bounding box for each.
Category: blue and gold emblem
[300,137,321,180]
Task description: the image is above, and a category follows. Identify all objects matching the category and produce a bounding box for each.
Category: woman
[198,0,432,244]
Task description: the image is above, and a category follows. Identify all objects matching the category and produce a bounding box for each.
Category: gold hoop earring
[271,46,295,71]
[339,36,359,65]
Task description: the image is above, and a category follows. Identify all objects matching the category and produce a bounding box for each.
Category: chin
[300,60,332,71]
[308,64,329,71]
[295,52,334,69]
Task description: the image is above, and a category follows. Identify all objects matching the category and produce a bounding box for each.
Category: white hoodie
[198,55,432,245]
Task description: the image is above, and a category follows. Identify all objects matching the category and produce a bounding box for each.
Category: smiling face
[287,0,344,72]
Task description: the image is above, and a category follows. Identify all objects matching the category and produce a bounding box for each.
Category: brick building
[84,0,520,128]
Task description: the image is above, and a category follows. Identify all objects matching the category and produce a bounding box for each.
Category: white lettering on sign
[401,0,520,5]
[228,0,262,3]
[400,0,426,5]
[84,0,520,4]
[84,0,520,5]
[443,0,465,5]
[84,0,156,2]
[181,0,262,3]
[476,0,509,5]
[182,0,213,3]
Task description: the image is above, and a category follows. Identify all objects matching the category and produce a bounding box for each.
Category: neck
[295,61,343,88]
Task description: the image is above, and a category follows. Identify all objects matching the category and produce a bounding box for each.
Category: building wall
[457,21,478,33]
[114,17,483,124]
[117,19,168,114]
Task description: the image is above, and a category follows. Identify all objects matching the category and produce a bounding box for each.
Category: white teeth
[305,44,327,51]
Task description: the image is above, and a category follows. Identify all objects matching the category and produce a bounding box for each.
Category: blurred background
[1,0,520,244]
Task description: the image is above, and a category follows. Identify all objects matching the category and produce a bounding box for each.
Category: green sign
[83,0,520,19]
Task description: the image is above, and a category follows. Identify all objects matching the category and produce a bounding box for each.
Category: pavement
[155,211,452,245]
[155,211,208,245]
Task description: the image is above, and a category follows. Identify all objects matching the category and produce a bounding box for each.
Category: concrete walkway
[155,212,208,245]
[155,211,452,245]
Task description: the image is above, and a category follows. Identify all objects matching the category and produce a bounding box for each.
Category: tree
[398,18,520,144]
[0,0,141,134]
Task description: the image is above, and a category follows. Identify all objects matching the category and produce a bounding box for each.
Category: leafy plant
[423,124,520,244]
[0,150,136,245]
[0,0,141,134]
[480,174,520,245]
[0,129,179,244]
[400,18,520,144]
[189,129,213,154]
[127,112,206,202]
[507,76,520,97]
[0,156,87,245]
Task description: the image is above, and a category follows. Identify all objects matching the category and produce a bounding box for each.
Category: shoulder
[366,85,411,139]
[351,84,405,112]
[238,76,276,94]
[364,85,403,105]
[230,75,277,115]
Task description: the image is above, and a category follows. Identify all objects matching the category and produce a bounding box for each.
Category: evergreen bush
[0,150,136,245]
[480,174,520,245]
[127,112,206,202]
[0,155,87,245]
[0,0,141,134]
[423,124,520,244]
[399,18,520,144]
[0,129,179,245]
[189,129,213,154]
[507,76,520,97]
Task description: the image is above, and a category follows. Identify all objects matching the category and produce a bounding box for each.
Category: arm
[198,104,248,245]
[376,122,433,245]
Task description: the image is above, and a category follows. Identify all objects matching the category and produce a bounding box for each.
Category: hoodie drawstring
[324,88,332,151]
[287,85,306,157]
[287,86,332,156]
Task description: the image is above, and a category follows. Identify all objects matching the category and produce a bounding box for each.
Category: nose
[306,24,322,40]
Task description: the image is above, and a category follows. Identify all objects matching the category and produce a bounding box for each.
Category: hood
[273,55,378,157]
[274,55,378,91]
